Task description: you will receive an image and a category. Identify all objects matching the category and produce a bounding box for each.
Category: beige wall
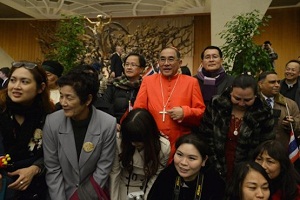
[211,0,272,46]
[0,47,13,67]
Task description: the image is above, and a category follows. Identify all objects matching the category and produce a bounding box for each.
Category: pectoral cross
[159,106,167,122]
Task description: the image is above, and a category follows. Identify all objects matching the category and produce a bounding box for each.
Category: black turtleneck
[71,109,92,160]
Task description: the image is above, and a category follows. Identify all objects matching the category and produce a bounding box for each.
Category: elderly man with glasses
[133,47,206,163]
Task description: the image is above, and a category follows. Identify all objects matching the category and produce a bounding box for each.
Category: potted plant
[219,9,273,76]
[46,15,86,73]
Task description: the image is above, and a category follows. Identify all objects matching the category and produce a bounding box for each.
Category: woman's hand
[7,165,40,191]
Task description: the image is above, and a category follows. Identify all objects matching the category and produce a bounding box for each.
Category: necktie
[266,98,272,108]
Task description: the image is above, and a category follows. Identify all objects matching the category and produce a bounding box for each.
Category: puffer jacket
[101,75,141,123]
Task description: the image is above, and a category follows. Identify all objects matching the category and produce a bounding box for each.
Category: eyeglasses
[123,63,140,68]
[12,62,38,69]
[159,57,178,64]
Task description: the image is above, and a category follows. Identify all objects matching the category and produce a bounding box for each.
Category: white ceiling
[0,0,299,19]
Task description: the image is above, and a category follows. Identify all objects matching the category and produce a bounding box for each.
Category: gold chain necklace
[159,74,180,122]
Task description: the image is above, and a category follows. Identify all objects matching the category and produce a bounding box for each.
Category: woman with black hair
[198,74,275,180]
[0,61,54,199]
[148,133,225,200]
[43,65,117,199]
[225,161,271,200]
[253,140,300,199]
[109,108,170,200]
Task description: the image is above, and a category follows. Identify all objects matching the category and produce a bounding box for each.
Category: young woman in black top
[0,61,54,199]
[148,134,225,200]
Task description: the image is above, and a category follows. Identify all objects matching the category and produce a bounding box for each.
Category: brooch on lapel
[28,128,43,151]
[83,142,94,152]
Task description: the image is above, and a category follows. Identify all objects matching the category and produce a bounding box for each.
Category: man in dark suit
[280,60,300,109]
[110,45,124,78]
[0,67,10,89]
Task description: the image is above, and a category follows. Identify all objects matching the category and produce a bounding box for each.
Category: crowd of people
[0,44,300,200]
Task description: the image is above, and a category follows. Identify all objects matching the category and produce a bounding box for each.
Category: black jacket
[110,53,123,77]
[101,80,141,123]
[148,162,225,200]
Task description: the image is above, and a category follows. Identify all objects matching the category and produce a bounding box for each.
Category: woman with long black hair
[109,108,170,200]
[0,61,54,199]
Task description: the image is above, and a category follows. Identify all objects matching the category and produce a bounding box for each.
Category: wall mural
[34,15,194,74]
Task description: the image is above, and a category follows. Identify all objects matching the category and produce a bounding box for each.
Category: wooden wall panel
[0,20,52,63]
[254,7,300,78]
[193,14,211,75]
[0,7,299,79]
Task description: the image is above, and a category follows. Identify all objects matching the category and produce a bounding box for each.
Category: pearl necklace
[233,115,243,136]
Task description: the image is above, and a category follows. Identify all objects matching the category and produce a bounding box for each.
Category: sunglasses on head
[12,61,38,69]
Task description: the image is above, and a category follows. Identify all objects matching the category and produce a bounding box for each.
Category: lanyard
[173,173,204,200]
